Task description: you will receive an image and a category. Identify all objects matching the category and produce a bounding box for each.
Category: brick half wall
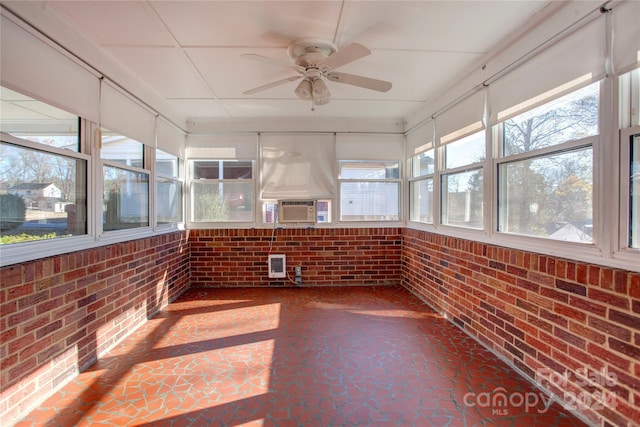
[0,231,190,425]
[401,228,640,427]
[190,227,402,287]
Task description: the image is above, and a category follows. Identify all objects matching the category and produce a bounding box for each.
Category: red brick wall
[190,228,402,287]
[0,231,190,425]
[401,228,640,427]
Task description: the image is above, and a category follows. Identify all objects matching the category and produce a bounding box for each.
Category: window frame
[0,130,94,265]
[98,130,152,236]
[618,126,640,254]
[187,159,256,226]
[337,160,402,223]
[439,130,486,231]
[408,147,435,225]
[494,81,599,244]
[154,148,183,229]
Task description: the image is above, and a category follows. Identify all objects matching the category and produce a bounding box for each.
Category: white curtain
[406,121,434,155]
[261,133,335,199]
[435,90,485,143]
[100,82,156,145]
[0,14,100,123]
[488,14,606,123]
[612,0,640,74]
[187,134,257,159]
[336,133,404,160]
[157,118,186,158]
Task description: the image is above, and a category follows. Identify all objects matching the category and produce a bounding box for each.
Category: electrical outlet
[294,266,302,284]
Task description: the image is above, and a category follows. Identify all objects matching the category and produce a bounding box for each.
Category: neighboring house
[8,183,62,211]
[549,222,592,242]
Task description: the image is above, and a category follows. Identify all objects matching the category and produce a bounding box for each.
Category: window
[409,149,435,223]
[190,160,253,222]
[441,131,485,229]
[101,131,149,231]
[156,149,182,225]
[0,87,87,245]
[339,161,400,221]
[0,140,87,244]
[497,82,598,242]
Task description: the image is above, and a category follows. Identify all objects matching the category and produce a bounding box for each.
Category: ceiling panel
[336,1,549,52]
[106,47,213,98]
[165,98,230,118]
[186,47,299,99]
[151,1,344,47]
[47,0,173,46]
[4,0,555,125]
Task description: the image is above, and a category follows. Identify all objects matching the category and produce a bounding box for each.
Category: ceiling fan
[242,38,392,109]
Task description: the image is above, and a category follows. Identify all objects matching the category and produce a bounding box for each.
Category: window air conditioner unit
[278,200,316,223]
[268,254,286,278]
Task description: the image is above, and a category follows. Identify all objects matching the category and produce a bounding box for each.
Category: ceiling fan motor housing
[287,38,337,68]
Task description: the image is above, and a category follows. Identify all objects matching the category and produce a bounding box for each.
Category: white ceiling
[4,1,556,125]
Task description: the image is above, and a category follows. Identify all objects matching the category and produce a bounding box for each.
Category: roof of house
[8,183,55,191]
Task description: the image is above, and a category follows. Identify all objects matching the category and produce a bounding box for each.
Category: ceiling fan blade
[241,53,304,72]
[325,72,392,92]
[243,76,301,95]
[319,43,370,71]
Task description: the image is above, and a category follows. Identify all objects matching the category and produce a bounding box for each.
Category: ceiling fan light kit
[294,78,312,100]
[242,38,392,110]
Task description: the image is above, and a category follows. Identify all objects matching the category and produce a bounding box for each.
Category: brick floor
[15,286,586,426]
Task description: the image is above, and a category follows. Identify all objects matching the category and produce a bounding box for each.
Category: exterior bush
[0,193,26,231]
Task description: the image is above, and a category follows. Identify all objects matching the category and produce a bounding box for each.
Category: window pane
[0,87,80,152]
[340,161,399,179]
[191,181,253,222]
[157,178,182,225]
[340,182,399,221]
[410,178,433,223]
[0,142,87,244]
[499,147,593,242]
[445,130,485,169]
[630,134,640,248]
[503,83,599,156]
[193,160,252,180]
[103,166,149,230]
[316,200,331,223]
[442,169,483,228]
[156,149,179,178]
[102,131,144,168]
[412,149,435,177]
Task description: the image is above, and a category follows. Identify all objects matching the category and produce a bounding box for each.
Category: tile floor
[16,286,586,427]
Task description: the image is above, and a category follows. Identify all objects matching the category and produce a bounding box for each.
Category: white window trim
[337,160,403,224]
[186,159,256,227]
[617,125,640,259]
[154,149,183,230]
[406,78,640,273]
